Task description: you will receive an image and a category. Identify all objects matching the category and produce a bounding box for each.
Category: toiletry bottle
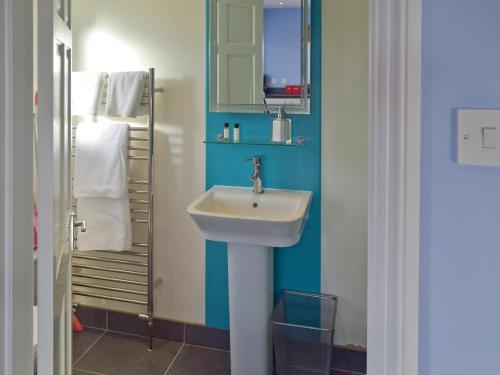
[234,123,240,143]
[223,123,229,141]
[272,107,292,143]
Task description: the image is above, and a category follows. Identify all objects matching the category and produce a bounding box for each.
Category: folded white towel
[105,72,147,118]
[72,72,106,116]
[74,123,129,199]
[77,197,132,251]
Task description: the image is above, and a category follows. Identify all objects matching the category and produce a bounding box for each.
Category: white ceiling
[264,0,302,9]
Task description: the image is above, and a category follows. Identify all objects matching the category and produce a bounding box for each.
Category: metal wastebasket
[272,290,337,375]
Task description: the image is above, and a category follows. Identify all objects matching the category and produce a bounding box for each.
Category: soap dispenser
[271,107,292,144]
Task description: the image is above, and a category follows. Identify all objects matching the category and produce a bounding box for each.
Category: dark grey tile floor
[72,329,230,375]
[72,328,361,375]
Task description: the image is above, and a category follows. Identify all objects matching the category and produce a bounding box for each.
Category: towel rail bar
[97,249,148,256]
[129,189,148,194]
[72,136,148,142]
[71,154,149,161]
[73,264,148,276]
[130,199,148,204]
[73,254,148,267]
[73,273,148,286]
[73,283,148,296]
[131,218,148,224]
[73,291,147,305]
[71,125,148,132]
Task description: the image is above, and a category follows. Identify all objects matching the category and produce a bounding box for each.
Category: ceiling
[264,0,302,9]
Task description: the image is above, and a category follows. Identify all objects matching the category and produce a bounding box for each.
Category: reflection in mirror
[210,0,310,113]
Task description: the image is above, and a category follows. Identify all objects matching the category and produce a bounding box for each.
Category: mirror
[209,0,311,114]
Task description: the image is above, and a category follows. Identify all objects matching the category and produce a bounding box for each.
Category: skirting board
[76,306,367,374]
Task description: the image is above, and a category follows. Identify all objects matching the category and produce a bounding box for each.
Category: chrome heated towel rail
[71,68,159,349]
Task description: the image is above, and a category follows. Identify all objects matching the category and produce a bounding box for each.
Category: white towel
[74,122,132,251]
[72,72,106,116]
[77,197,132,251]
[105,72,147,118]
[74,123,129,199]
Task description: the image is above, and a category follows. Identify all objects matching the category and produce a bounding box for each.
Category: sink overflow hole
[252,203,258,208]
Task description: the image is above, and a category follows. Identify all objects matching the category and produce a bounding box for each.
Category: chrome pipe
[73,291,147,305]
[73,273,148,286]
[73,282,148,296]
[72,264,148,276]
[72,254,148,267]
[147,67,155,328]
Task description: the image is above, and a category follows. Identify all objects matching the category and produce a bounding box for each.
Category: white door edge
[0,0,34,374]
[367,0,422,374]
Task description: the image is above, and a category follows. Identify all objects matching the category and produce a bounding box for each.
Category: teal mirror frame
[208,0,311,114]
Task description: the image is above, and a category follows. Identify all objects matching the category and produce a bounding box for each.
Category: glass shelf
[204,136,310,147]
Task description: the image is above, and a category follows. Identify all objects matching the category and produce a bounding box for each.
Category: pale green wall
[322,0,369,347]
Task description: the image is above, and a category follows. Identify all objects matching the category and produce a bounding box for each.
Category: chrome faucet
[247,156,264,194]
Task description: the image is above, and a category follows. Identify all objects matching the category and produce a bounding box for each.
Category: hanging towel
[105,71,147,118]
[72,72,106,116]
[74,122,132,251]
[74,123,129,199]
[77,197,132,251]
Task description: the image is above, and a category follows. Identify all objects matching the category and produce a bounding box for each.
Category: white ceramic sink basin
[187,185,312,247]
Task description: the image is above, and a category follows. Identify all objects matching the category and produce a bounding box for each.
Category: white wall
[72,0,206,324]
[322,0,368,347]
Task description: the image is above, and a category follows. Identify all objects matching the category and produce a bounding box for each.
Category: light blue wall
[205,0,321,330]
[420,1,500,374]
[264,8,302,87]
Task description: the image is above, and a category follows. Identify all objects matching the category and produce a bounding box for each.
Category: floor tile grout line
[104,328,183,344]
[72,367,106,375]
[78,324,106,331]
[163,342,185,375]
[72,330,107,367]
[184,343,230,353]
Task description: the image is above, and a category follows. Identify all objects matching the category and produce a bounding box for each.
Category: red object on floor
[72,313,84,333]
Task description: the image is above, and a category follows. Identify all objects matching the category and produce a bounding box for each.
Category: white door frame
[0,0,422,374]
[367,0,422,374]
[0,0,34,374]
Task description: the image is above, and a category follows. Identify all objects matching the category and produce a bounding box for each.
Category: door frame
[0,0,34,374]
[0,0,422,374]
[367,0,422,374]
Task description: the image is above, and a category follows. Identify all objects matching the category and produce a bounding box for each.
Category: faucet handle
[246,155,263,164]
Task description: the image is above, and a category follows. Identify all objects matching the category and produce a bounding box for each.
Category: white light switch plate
[457,109,500,166]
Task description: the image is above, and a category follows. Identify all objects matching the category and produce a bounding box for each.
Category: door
[217,0,264,105]
[37,0,77,374]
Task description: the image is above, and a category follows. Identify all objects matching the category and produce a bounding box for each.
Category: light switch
[457,109,500,166]
[482,127,497,148]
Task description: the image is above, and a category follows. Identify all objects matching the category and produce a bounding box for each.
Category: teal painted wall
[205,0,322,329]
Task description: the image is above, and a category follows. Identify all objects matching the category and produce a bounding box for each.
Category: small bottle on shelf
[233,123,240,143]
[223,123,230,141]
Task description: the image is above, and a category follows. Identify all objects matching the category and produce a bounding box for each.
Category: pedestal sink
[188,186,312,375]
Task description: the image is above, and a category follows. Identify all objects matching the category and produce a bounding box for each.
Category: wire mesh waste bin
[272,290,337,375]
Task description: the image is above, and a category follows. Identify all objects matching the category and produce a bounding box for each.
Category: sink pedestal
[227,243,273,375]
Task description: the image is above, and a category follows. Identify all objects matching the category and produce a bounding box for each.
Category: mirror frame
[209,0,311,114]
